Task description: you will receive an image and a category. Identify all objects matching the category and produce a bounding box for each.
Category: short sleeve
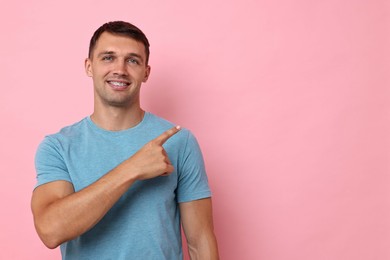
[34,136,72,188]
[176,131,211,203]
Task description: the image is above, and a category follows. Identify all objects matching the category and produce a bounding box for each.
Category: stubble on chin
[95,89,140,109]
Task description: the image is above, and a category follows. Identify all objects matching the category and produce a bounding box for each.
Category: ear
[85,58,93,77]
[143,65,151,83]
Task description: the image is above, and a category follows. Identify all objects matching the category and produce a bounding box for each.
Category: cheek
[128,70,145,81]
[92,66,110,78]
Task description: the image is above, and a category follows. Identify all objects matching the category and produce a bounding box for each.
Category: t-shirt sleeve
[34,136,72,188]
[176,131,212,203]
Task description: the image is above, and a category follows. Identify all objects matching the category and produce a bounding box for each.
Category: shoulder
[37,117,88,151]
[56,117,88,138]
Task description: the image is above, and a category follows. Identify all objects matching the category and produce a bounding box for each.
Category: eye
[127,58,140,65]
[102,56,113,61]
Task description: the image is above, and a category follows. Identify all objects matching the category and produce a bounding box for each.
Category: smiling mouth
[107,80,130,89]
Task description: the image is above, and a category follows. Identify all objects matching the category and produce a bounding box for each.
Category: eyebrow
[97,51,144,62]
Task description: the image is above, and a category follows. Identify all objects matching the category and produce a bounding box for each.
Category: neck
[91,105,145,131]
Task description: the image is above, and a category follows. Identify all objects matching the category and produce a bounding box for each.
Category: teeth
[110,81,128,86]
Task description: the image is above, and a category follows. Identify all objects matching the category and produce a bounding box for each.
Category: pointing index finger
[154,126,181,145]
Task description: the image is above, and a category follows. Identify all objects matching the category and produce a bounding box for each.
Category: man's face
[85,32,151,108]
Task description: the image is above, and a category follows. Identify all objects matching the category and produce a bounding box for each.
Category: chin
[105,97,138,108]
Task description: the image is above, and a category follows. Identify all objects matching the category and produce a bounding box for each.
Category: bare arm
[31,126,180,249]
[180,198,219,260]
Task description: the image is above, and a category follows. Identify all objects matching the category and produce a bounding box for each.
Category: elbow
[42,237,61,250]
[34,220,63,249]
[43,240,61,250]
[37,228,62,249]
[37,231,62,249]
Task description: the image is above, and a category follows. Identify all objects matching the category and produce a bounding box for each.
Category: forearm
[180,199,219,260]
[188,231,219,260]
[33,166,136,248]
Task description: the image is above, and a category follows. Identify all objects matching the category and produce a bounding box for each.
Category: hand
[122,126,181,180]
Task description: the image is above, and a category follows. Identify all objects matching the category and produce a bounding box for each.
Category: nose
[113,59,128,76]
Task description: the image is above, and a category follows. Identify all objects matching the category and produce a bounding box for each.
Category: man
[32,21,219,259]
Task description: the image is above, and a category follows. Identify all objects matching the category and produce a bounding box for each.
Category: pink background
[1,0,389,259]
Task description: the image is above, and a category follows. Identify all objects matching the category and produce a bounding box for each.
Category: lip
[106,80,130,90]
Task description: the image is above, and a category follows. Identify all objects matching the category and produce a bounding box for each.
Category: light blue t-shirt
[34,112,211,260]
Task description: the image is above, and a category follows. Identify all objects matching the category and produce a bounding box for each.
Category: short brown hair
[88,21,150,64]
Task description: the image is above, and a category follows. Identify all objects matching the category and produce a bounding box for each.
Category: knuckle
[145,142,154,148]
